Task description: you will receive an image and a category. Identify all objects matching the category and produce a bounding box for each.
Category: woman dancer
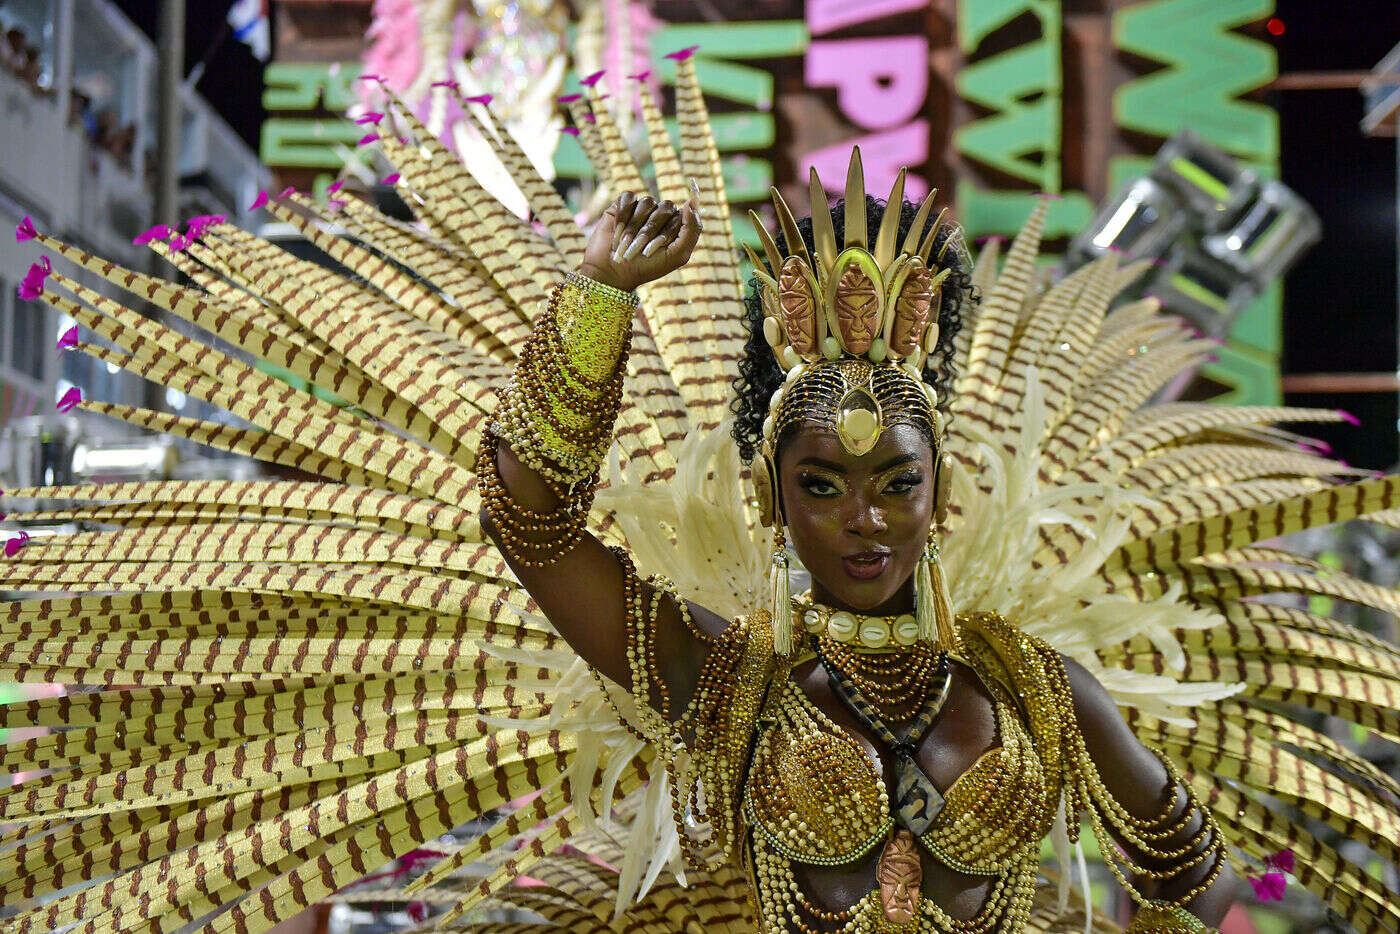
[2,56,1396,934]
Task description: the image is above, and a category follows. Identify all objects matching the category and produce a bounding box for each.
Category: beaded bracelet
[477,429,596,568]
[491,274,637,484]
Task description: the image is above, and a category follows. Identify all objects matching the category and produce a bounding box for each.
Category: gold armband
[491,273,638,484]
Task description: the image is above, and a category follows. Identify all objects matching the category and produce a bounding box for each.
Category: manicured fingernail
[642,237,664,257]
[623,234,647,260]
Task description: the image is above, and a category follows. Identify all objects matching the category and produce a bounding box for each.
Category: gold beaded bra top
[742,648,1052,874]
[736,612,1069,932]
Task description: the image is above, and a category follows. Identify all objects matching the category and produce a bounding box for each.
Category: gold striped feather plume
[1,47,1398,934]
[1,56,752,934]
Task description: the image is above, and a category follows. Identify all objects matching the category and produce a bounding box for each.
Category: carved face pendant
[877,829,922,925]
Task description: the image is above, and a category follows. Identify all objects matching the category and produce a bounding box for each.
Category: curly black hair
[730,194,972,465]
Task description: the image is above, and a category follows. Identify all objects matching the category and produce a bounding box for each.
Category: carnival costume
[2,52,1398,934]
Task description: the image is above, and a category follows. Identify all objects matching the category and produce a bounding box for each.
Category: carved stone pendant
[892,746,945,837]
[877,829,922,925]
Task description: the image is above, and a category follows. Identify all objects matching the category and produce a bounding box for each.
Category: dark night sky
[1273,0,1399,467]
[113,0,266,149]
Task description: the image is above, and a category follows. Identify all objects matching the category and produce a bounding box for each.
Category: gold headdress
[746,148,959,656]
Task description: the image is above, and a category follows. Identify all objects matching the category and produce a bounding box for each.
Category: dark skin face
[776,422,935,616]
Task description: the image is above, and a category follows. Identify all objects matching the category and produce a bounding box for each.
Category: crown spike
[873,168,907,269]
[902,189,938,257]
[743,242,778,289]
[843,148,867,250]
[809,168,838,278]
[919,207,950,263]
[770,188,811,270]
[749,209,784,275]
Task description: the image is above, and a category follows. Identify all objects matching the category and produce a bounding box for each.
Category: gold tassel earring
[916,533,957,653]
[769,526,793,657]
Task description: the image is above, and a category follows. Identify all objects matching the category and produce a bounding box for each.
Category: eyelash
[798,473,922,497]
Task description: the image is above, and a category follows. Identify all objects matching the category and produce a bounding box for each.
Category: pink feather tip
[326,198,346,211]
[358,132,379,146]
[665,45,701,61]
[169,234,190,251]
[277,187,295,200]
[972,235,1005,246]
[629,70,652,81]
[357,73,385,83]
[327,180,345,194]
[582,112,596,123]
[56,386,81,414]
[407,902,428,923]
[1336,409,1360,426]
[556,93,582,104]
[249,190,269,210]
[1265,850,1295,874]
[1038,192,1065,201]
[132,224,172,246]
[381,173,401,185]
[465,94,493,105]
[580,70,605,87]
[56,326,79,350]
[5,531,29,558]
[15,215,36,242]
[17,257,51,300]
[431,80,459,89]
[354,112,384,125]
[1248,873,1287,902]
[561,126,580,136]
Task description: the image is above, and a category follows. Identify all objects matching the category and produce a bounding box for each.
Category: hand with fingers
[578,181,704,292]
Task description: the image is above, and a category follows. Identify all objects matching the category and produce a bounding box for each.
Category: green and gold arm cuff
[491,273,639,484]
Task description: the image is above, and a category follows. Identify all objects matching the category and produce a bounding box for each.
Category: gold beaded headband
[747,150,960,520]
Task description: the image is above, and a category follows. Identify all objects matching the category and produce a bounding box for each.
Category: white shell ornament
[893,614,919,645]
[763,316,782,347]
[859,617,891,648]
[827,611,858,641]
[804,609,824,633]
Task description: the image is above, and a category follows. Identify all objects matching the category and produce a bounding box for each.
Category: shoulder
[956,613,1133,740]
[1059,652,1121,734]
[954,612,1064,705]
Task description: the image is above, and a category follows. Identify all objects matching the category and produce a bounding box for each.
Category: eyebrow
[796,452,921,474]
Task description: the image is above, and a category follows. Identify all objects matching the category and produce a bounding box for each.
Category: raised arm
[479,191,728,719]
[1063,656,1237,931]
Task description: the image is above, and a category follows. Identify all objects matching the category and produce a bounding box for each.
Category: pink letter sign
[807,0,930,35]
[806,36,929,131]
[801,121,930,201]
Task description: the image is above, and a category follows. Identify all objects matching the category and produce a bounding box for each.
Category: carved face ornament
[750,146,957,467]
[877,829,922,924]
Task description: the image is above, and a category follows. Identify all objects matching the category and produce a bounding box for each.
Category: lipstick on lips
[842,551,890,580]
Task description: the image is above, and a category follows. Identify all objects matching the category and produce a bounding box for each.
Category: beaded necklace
[817,642,952,837]
[816,636,944,721]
